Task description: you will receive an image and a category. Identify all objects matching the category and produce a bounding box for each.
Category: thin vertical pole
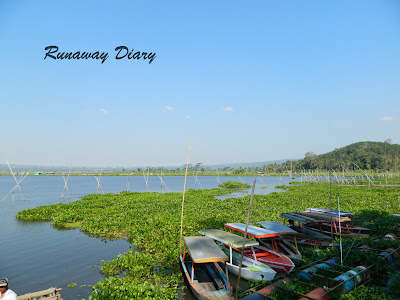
[235,175,257,300]
[337,183,343,265]
[179,138,192,254]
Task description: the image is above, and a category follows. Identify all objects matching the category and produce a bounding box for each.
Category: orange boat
[224,223,295,273]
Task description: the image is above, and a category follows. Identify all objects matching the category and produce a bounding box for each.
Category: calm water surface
[0,175,294,299]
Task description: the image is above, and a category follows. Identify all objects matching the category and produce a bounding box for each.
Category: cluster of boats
[282,208,370,247]
[179,208,370,300]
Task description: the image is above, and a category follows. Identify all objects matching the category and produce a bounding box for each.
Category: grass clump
[218,180,251,188]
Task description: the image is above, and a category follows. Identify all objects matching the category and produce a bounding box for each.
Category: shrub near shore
[17,183,400,299]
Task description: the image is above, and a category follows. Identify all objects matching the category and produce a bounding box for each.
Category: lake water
[0,175,294,299]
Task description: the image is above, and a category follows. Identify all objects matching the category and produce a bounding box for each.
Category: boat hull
[258,237,302,265]
[283,235,338,247]
[241,246,295,274]
[220,246,276,282]
[305,224,369,238]
[290,225,333,240]
[180,256,232,300]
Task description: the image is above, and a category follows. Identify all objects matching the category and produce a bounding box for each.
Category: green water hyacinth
[16,183,400,299]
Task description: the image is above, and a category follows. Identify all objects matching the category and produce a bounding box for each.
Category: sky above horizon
[1,1,399,168]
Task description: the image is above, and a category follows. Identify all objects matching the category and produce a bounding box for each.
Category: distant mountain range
[0,164,104,172]
[0,159,295,172]
[2,141,397,172]
[202,159,295,170]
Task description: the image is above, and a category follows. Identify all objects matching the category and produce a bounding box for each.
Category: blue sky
[0,1,399,167]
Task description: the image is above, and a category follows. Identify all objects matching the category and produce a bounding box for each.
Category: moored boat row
[180,208,371,300]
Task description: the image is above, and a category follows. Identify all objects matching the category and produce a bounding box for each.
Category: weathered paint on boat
[224,223,295,273]
[180,236,232,300]
[199,229,276,282]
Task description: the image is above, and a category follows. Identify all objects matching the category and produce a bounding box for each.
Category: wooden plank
[198,282,213,292]
[299,211,351,222]
[225,223,281,238]
[184,236,229,263]
[17,288,62,300]
[280,212,323,223]
[199,229,259,248]
[205,264,224,289]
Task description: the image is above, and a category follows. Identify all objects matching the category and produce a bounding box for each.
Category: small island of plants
[218,180,251,189]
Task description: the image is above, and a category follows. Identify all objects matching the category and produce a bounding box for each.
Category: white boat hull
[221,247,276,282]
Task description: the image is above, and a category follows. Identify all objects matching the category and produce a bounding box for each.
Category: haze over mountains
[1,141,398,172]
[0,159,293,172]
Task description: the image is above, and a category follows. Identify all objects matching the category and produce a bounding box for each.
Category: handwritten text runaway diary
[44,46,157,64]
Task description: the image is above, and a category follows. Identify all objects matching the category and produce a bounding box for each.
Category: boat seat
[205,264,225,290]
[254,252,269,257]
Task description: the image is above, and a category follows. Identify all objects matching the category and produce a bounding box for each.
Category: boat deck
[184,261,230,299]
[184,262,223,288]
[17,288,62,300]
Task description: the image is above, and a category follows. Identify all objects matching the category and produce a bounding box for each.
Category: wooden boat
[17,288,62,300]
[305,223,369,238]
[306,208,354,217]
[284,234,339,247]
[224,223,295,273]
[180,236,232,300]
[257,221,302,265]
[281,212,325,224]
[280,213,339,247]
[199,229,277,282]
[301,209,370,234]
[298,212,369,238]
[297,211,352,223]
[309,221,370,235]
[289,225,333,241]
[281,212,369,239]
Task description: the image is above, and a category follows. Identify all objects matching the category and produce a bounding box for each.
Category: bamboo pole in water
[6,161,24,201]
[1,174,27,203]
[179,138,192,254]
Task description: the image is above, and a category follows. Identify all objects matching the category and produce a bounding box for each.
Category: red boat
[224,223,295,273]
[257,221,303,264]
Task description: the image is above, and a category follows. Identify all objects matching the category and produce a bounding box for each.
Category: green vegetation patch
[16,183,400,299]
[62,221,82,229]
[218,180,251,189]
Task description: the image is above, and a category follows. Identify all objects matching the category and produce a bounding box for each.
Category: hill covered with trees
[270,141,400,172]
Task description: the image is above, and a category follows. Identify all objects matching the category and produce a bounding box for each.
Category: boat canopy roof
[306,208,354,217]
[183,236,229,263]
[299,211,351,222]
[280,212,325,224]
[258,221,297,235]
[224,223,281,238]
[199,229,259,248]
